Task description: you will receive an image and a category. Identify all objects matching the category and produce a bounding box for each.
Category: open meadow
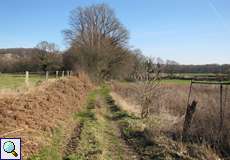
[0,73,55,90]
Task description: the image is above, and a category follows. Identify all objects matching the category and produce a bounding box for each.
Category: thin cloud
[207,0,229,32]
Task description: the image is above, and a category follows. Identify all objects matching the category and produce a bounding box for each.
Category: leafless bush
[112,82,188,116]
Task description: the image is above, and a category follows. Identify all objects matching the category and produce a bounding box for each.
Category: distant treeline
[0,48,230,75]
[164,64,230,74]
[0,47,63,73]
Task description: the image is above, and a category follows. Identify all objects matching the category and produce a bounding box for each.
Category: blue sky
[0,0,230,64]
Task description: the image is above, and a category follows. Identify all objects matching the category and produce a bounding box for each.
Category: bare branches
[35,41,63,71]
[132,57,163,118]
[35,41,60,53]
[63,3,130,80]
[64,4,129,49]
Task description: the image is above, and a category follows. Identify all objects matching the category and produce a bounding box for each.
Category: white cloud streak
[207,0,229,32]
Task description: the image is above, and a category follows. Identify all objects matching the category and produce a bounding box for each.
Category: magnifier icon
[3,141,18,157]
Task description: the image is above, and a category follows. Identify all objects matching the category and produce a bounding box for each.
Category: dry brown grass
[111,81,230,157]
[0,74,93,158]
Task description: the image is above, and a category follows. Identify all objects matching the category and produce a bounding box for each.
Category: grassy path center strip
[65,86,140,160]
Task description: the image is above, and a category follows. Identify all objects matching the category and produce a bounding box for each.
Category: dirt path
[96,103,140,160]
[63,88,140,160]
[63,122,83,157]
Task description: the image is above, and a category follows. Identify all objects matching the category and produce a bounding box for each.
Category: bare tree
[35,41,62,71]
[64,4,129,48]
[63,3,130,80]
[36,41,59,53]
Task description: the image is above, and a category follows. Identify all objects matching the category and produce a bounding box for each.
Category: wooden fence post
[219,84,223,133]
[182,100,197,142]
[46,71,49,80]
[56,71,59,79]
[25,71,29,86]
[66,70,69,77]
[62,71,65,78]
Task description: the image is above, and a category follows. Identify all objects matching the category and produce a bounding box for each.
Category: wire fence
[184,79,230,156]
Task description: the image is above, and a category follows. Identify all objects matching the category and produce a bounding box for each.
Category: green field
[160,79,191,84]
[0,73,51,90]
[173,73,218,76]
[161,72,229,85]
